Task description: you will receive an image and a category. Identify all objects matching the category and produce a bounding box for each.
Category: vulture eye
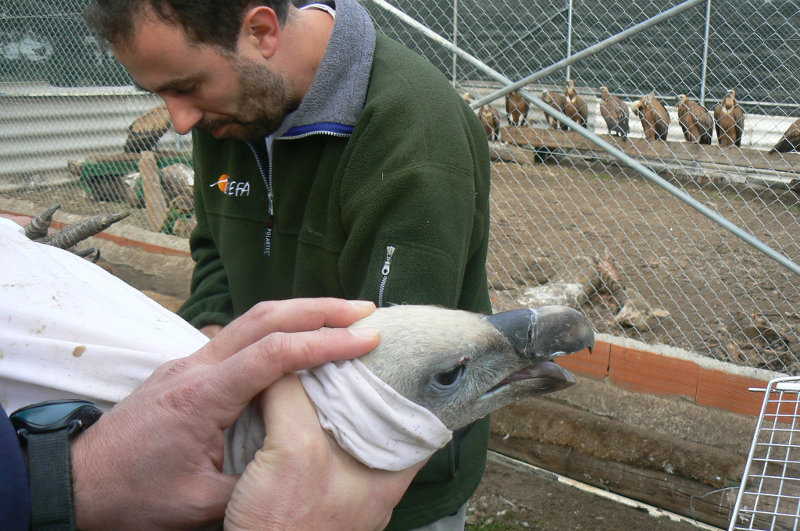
[435,364,466,387]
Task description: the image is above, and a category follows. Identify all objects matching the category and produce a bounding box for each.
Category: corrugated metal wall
[0,83,190,190]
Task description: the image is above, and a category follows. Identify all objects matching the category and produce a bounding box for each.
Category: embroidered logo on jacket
[210,174,250,197]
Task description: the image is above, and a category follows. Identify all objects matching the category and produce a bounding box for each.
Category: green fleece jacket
[178,4,492,527]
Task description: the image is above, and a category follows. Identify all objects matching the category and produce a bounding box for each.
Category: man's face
[113,15,296,142]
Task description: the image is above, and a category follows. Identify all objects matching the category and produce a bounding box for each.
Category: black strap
[27,429,75,531]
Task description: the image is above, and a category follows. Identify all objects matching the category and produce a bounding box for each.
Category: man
[85,0,492,527]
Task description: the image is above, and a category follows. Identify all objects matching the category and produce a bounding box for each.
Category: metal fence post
[699,0,712,106]
[451,0,458,86]
[566,0,574,83]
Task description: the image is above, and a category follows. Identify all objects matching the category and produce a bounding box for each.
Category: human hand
[200,323,224,338]
[70,298,379,531]
[224,374,424,531]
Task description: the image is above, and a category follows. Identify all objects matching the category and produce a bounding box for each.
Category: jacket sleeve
[177,134,235,329]
[337,72,491,314]
[0,407,31,531]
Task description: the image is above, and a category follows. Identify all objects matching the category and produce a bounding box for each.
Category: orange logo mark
[210,175,229,192]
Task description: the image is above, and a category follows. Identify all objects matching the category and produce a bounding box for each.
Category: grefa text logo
[210,174,250,197]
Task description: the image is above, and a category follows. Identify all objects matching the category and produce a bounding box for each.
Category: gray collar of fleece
[276,0,376,139]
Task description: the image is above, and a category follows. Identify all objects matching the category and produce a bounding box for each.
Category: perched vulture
[631,92,670,141]
[598,86,629,138]
[124,104,172,153]
[676,95,713,145]
[541,90,568,130]
[713,89,744,147]
[564,79,588,128]
[505,91,529,127]
[478,104,501,141]
[769,118,800,153]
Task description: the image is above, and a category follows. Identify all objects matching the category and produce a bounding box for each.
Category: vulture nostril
[435,364,466,386]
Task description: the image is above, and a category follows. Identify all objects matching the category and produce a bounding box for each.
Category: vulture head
[565,79,578,99]
[630,97,644,118]
[353,305,594,430]
[723,88,737,109]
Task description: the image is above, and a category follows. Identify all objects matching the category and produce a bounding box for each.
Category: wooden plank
[139,151,169,232]
[502,126,800,175]
[491,399,744,488]
[489,435,736,529]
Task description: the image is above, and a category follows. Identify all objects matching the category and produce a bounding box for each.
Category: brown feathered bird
[564,79,588,128]
[124,104,172,153]
[769,118,800,153]
[713,89,744,147]
[676,95,713,145]
[631,92,670,141]
[599,86,629,138]
[541,90,568,130]
[478,105,501,141]
[505,91,529,127]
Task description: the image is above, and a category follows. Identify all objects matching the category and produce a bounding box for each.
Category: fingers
[197,298,376,364]
[202,325,380,426]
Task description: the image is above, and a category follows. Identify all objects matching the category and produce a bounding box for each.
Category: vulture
[676,95,713,145]
[631,92,670,141]
[713,89,744,147]
[505,91,529,127]
[542,90,569,130]
[124,104,172,153]
[564,79,588,128]
[478,104,501,141]
[599,86,629,138]
[769,118,800,153]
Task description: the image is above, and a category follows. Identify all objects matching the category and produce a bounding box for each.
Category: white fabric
[0,217,448,471]
[0,217,209,412]
[299,359,451,471]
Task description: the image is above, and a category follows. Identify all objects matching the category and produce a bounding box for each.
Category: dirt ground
[485,151,800,374]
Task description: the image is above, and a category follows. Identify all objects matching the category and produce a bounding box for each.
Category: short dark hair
[84,0,294,51]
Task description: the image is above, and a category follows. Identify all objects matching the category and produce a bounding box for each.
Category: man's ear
[240,6,280,58]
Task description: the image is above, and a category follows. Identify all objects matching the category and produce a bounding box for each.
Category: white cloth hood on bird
[0,214,593,472]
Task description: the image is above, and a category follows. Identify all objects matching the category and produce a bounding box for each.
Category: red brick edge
[556,341,769,417]
[1,210,190,257]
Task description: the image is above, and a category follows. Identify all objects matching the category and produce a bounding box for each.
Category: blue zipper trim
[282,122,354,138]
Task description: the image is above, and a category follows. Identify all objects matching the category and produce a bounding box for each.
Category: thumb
[259,374,321,443]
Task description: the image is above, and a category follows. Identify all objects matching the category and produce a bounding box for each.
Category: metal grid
[731,377,800,530]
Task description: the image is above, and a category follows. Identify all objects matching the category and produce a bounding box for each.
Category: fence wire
[1,0,799,373]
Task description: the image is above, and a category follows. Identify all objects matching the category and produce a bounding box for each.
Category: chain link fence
[1,0,799,373]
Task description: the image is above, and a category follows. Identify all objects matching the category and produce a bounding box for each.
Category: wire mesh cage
[0,0,799,373]
[730,377,800,531]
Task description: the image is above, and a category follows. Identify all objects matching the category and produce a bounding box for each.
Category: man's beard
[199,56,297,142]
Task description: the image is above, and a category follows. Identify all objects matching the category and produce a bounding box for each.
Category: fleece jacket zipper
[378,245,395,308]
[247,142,274,256]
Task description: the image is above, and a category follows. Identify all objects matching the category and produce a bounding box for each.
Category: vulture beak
[485,306,595,361]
